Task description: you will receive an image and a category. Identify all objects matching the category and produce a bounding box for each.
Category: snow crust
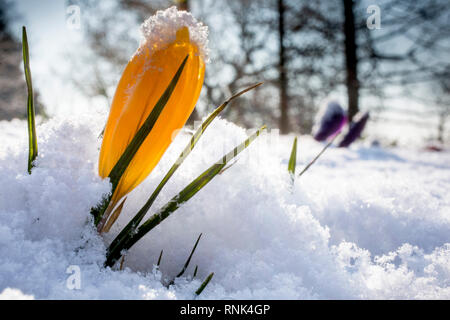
[0,114,449,299]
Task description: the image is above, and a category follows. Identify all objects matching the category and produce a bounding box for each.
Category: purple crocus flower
[338,111,370,148]
[313,101,347,141]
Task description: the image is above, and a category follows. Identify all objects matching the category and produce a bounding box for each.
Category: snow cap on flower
[312,100,347,142]
[140,6,209,62]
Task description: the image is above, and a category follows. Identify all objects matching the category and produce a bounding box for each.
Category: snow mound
[140,6,209,61]
[0,288,34,300]
[0,114,449,299]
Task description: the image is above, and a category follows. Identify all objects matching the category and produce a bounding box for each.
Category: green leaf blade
[193,265,198,278]
[288,137,297,177]
[176,233,202,278]
[22,26,37,174]
[157,249,163,267]
[195,272,214,296]
[167,233,203,286]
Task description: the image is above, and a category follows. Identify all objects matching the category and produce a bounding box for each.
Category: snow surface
[0,113,449,299]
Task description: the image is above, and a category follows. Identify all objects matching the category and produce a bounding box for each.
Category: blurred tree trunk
[278,0,289,134]
[342,0,359,122]
[436,89,449,143]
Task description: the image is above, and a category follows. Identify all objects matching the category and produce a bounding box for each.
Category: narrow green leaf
[92,55,189,226]
[167,233,202,286]
[157,249,163,267]
[195,272,214,296]
[288,137,297,178]
[105,83,263,254]
[105,126,266,267]
[177,233,202,278]
[193,265,198,278]
[22,26,37,174]
[298,134,338,178]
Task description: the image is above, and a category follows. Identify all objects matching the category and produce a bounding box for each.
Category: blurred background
[1,0,449,146]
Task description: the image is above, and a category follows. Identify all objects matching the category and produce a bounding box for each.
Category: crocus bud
[338,111,370,148]
[312,101,347,141]
[98,7,208,205]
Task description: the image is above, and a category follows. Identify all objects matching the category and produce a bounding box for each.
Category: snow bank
[0,288,34,300]
[0,114,449,299]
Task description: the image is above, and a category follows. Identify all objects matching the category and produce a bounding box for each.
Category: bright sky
[12,0,98,117]
[9,0,448,146]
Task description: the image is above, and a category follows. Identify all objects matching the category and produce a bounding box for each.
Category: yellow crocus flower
[98,17,206,206]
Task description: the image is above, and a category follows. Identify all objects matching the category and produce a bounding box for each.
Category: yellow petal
[99,26,205,204]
